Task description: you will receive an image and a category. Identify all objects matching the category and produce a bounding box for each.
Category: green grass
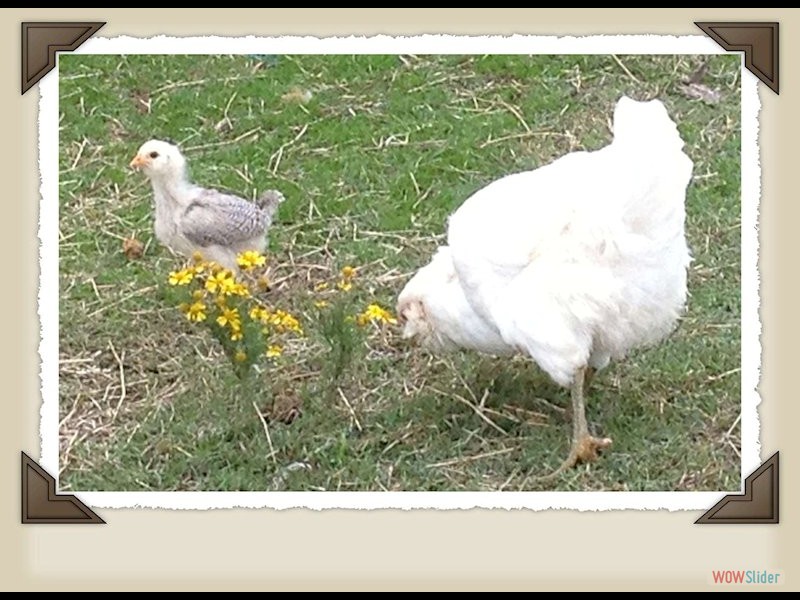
[58,54,742,492]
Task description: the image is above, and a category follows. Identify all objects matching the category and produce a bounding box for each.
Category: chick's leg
[536,366,612,481]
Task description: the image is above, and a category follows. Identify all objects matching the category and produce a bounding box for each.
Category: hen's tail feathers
[611,97,694,239]
[612,96,686,156]
[256,189,285,218]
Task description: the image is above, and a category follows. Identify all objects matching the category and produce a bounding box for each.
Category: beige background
[2,9,795,590]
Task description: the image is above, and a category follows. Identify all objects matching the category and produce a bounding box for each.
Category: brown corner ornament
[695,22,779,94]
[21,452,104,524]
[696,452,779,524]
[21,21,105,94]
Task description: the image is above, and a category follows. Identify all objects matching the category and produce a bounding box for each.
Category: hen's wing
[448,129,692,385]
[180,188,270,248]
[448,152,627,385]
[448,151,620,293]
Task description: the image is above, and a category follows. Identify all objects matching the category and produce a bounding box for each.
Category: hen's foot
[532,365,611,482]
[535,434,613,482]
[575,434,613,463]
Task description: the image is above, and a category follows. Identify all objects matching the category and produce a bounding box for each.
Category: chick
[130,139,283,270]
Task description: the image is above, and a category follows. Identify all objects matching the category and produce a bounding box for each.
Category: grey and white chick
[130,139,284,270]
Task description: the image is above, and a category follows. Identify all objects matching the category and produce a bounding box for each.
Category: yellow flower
[271,309,303,335]
[313,281,329,291]
[356,303,397,327]
[249,305,270,322]
[230,326,243,341]
[335,266,357,291]
[205,271,236,295]
[168,269,194,286]
[231,282,251,297]
[220,281,238,296]
[236,250,267,270]
[314,300,328,308]
[266,344,283,358]
[184,301,207,322]
[216,307,241,329]
[234,350,247,363]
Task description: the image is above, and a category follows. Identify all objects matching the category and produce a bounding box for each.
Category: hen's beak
[129,154,148,169]
[395,301,407,327]
[396,307,416,341]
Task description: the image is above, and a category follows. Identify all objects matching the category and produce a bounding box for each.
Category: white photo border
[40,34,759,511]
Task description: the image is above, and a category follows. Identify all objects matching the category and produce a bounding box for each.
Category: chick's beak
[129,154,148,169]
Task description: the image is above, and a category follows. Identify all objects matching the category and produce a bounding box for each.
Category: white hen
[397,96,693,478]
[130,139,284,271]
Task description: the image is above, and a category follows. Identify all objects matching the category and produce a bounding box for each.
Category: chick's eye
[149,151,159,159]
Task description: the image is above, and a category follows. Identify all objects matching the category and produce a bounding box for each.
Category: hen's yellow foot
[535,435,613,482]
[575,434,613,463]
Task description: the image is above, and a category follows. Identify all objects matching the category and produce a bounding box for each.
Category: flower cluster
[356,303,398,327]
[337,265,357,291]
[311,265,397,329]
[236,250,268,270]
[167,251,302,376]
[249,305,303,338]
[166,254,401,382]
[308,263,398,384]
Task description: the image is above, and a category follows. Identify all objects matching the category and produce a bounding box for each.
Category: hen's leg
[535,366,612,481]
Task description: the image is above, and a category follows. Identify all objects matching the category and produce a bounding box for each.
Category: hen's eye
[149,151,159,159]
